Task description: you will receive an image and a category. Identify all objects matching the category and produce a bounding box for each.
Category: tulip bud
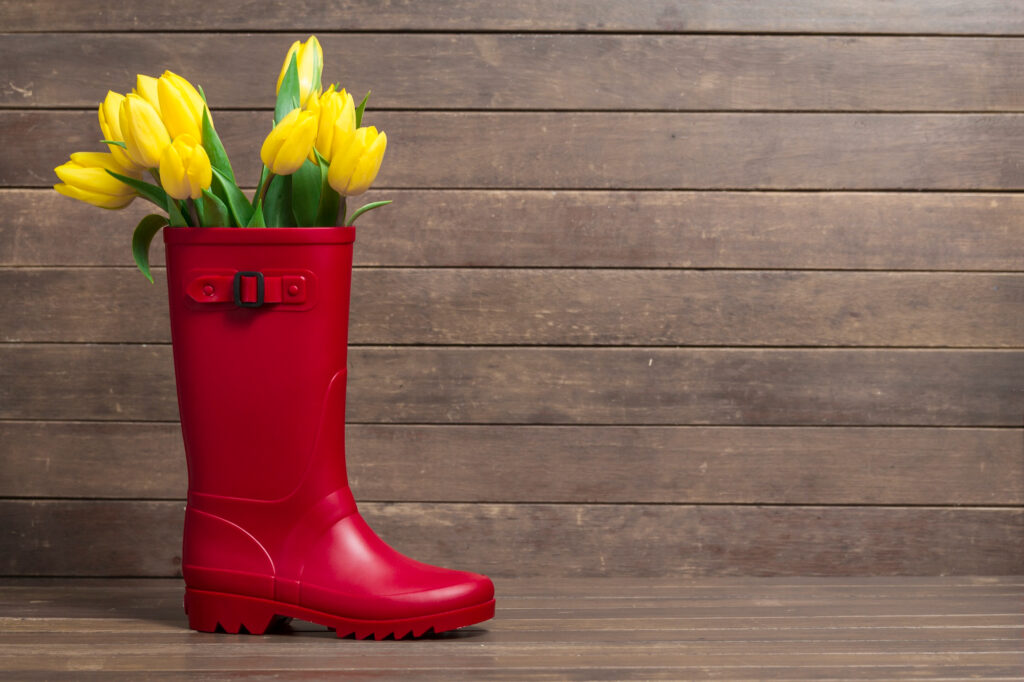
[53,151,140,209]
[260,108,317,175]
[327,126,387,196]
[119,93,171,169]
[159,134,212,200]
[306,85,355,162]
[276,36,323,107]
[98,91,144,173]
[157,70,207,141]
[133,74,162,114]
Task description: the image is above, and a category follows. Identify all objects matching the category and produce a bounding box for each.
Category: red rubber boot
[164,226,494,639]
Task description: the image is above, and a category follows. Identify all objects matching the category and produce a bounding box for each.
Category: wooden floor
[0,577,1021,680]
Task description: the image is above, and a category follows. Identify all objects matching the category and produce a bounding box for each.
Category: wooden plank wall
[0,1,1022,578]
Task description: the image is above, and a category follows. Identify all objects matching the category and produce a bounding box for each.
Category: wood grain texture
[4,501,1022,576]
[2,0,1021,34]
[1,345,1021,425]
[4,269,1024,347]
[8,34,1024,111]
[3,1,1023,585]
[12,111,1024,189]
[3,422,1021,505]
[1,578,1020,679]
[5,190,1023,270]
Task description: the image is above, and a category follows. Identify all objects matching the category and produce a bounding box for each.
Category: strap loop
[234,271,264,308]
[187,271,309,307]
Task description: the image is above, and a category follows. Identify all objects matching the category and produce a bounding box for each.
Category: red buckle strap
[187,271,308,307]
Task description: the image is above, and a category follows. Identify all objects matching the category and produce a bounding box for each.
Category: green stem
[338,197,347,226]
[188,198,201,227]
[257,170,276,208]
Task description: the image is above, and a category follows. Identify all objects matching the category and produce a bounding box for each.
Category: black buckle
[233,271,264,308]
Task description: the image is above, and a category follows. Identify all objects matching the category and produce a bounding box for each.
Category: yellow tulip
[119,93,171,168]
[53,151,140,209]
[159,134,212,200]
[133,74,162,114]
[276,36,323,107]
[157,70,207,140]
[260,108,317,175]
[327,126,387,196]
[306,85,355,162]
[98,91,144,173]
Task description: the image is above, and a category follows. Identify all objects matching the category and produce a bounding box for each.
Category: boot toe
[301,568,493,621]
[391,570,494,615]
[298,513,494,621]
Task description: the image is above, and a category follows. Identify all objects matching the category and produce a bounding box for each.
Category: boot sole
[184,587,495,640]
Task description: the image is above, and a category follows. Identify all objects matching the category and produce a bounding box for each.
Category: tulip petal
[162,71,205,122]
[347,131,386,195]
[99,91,142,172]
[261,108,299,168]
[272,112,317,175]
[160,134,212,200]
[186,145,213,198]
[55,163,133,196]
[120,94,171,168]
[159,144,189,200]
[69,151,140,178]
[276,41,301,95]
[326,129,362,194]
[158,76,202,140]
[54,182,135,209]
[134,75,161,113]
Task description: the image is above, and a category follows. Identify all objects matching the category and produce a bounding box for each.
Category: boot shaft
[164,227,355,500]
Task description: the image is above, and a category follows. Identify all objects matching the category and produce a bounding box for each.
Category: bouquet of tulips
[52,36,389,281]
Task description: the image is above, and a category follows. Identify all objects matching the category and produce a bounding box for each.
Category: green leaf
[315,185,341,227]
[254,165,269,207]
[314,148,329,183]
[131,214,167,283]
[101,139,127,149]
[290,158,322,226]
[197,188,229,227]
[247,201,266,227]
[263,174,294,227]
[201,105,236,183]
[355,91,370,127]
[197,84,208,104]
[166,194,188,227]
[210,167,252,227]
[348,200,392,225]
[106,170,169,211]
[274,53,301,124]
[309,149,337,226]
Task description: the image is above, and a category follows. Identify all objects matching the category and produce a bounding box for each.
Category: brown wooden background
[1,1,1022,578]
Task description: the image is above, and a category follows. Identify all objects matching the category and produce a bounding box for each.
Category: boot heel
[184,588,280,635]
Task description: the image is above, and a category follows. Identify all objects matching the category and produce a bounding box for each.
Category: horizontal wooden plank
[1,0,1020,34]
[3,636,1023,669]
[4,576,1021,606]
[4,269,1024,347]
[6,627,1024,652]
[13,111,1024,189]
[2,640,1022,679]
[1,346,1020,425]
[2,423,1021,505]
[6,664,1024,680]
[4,662,1024,681]
[4,574,1022,595]
[4,612,1022,640]
[3,578,1022,679]
[4,501,1022,576]
[8,34,1024,111]
[7,190,1023,270]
